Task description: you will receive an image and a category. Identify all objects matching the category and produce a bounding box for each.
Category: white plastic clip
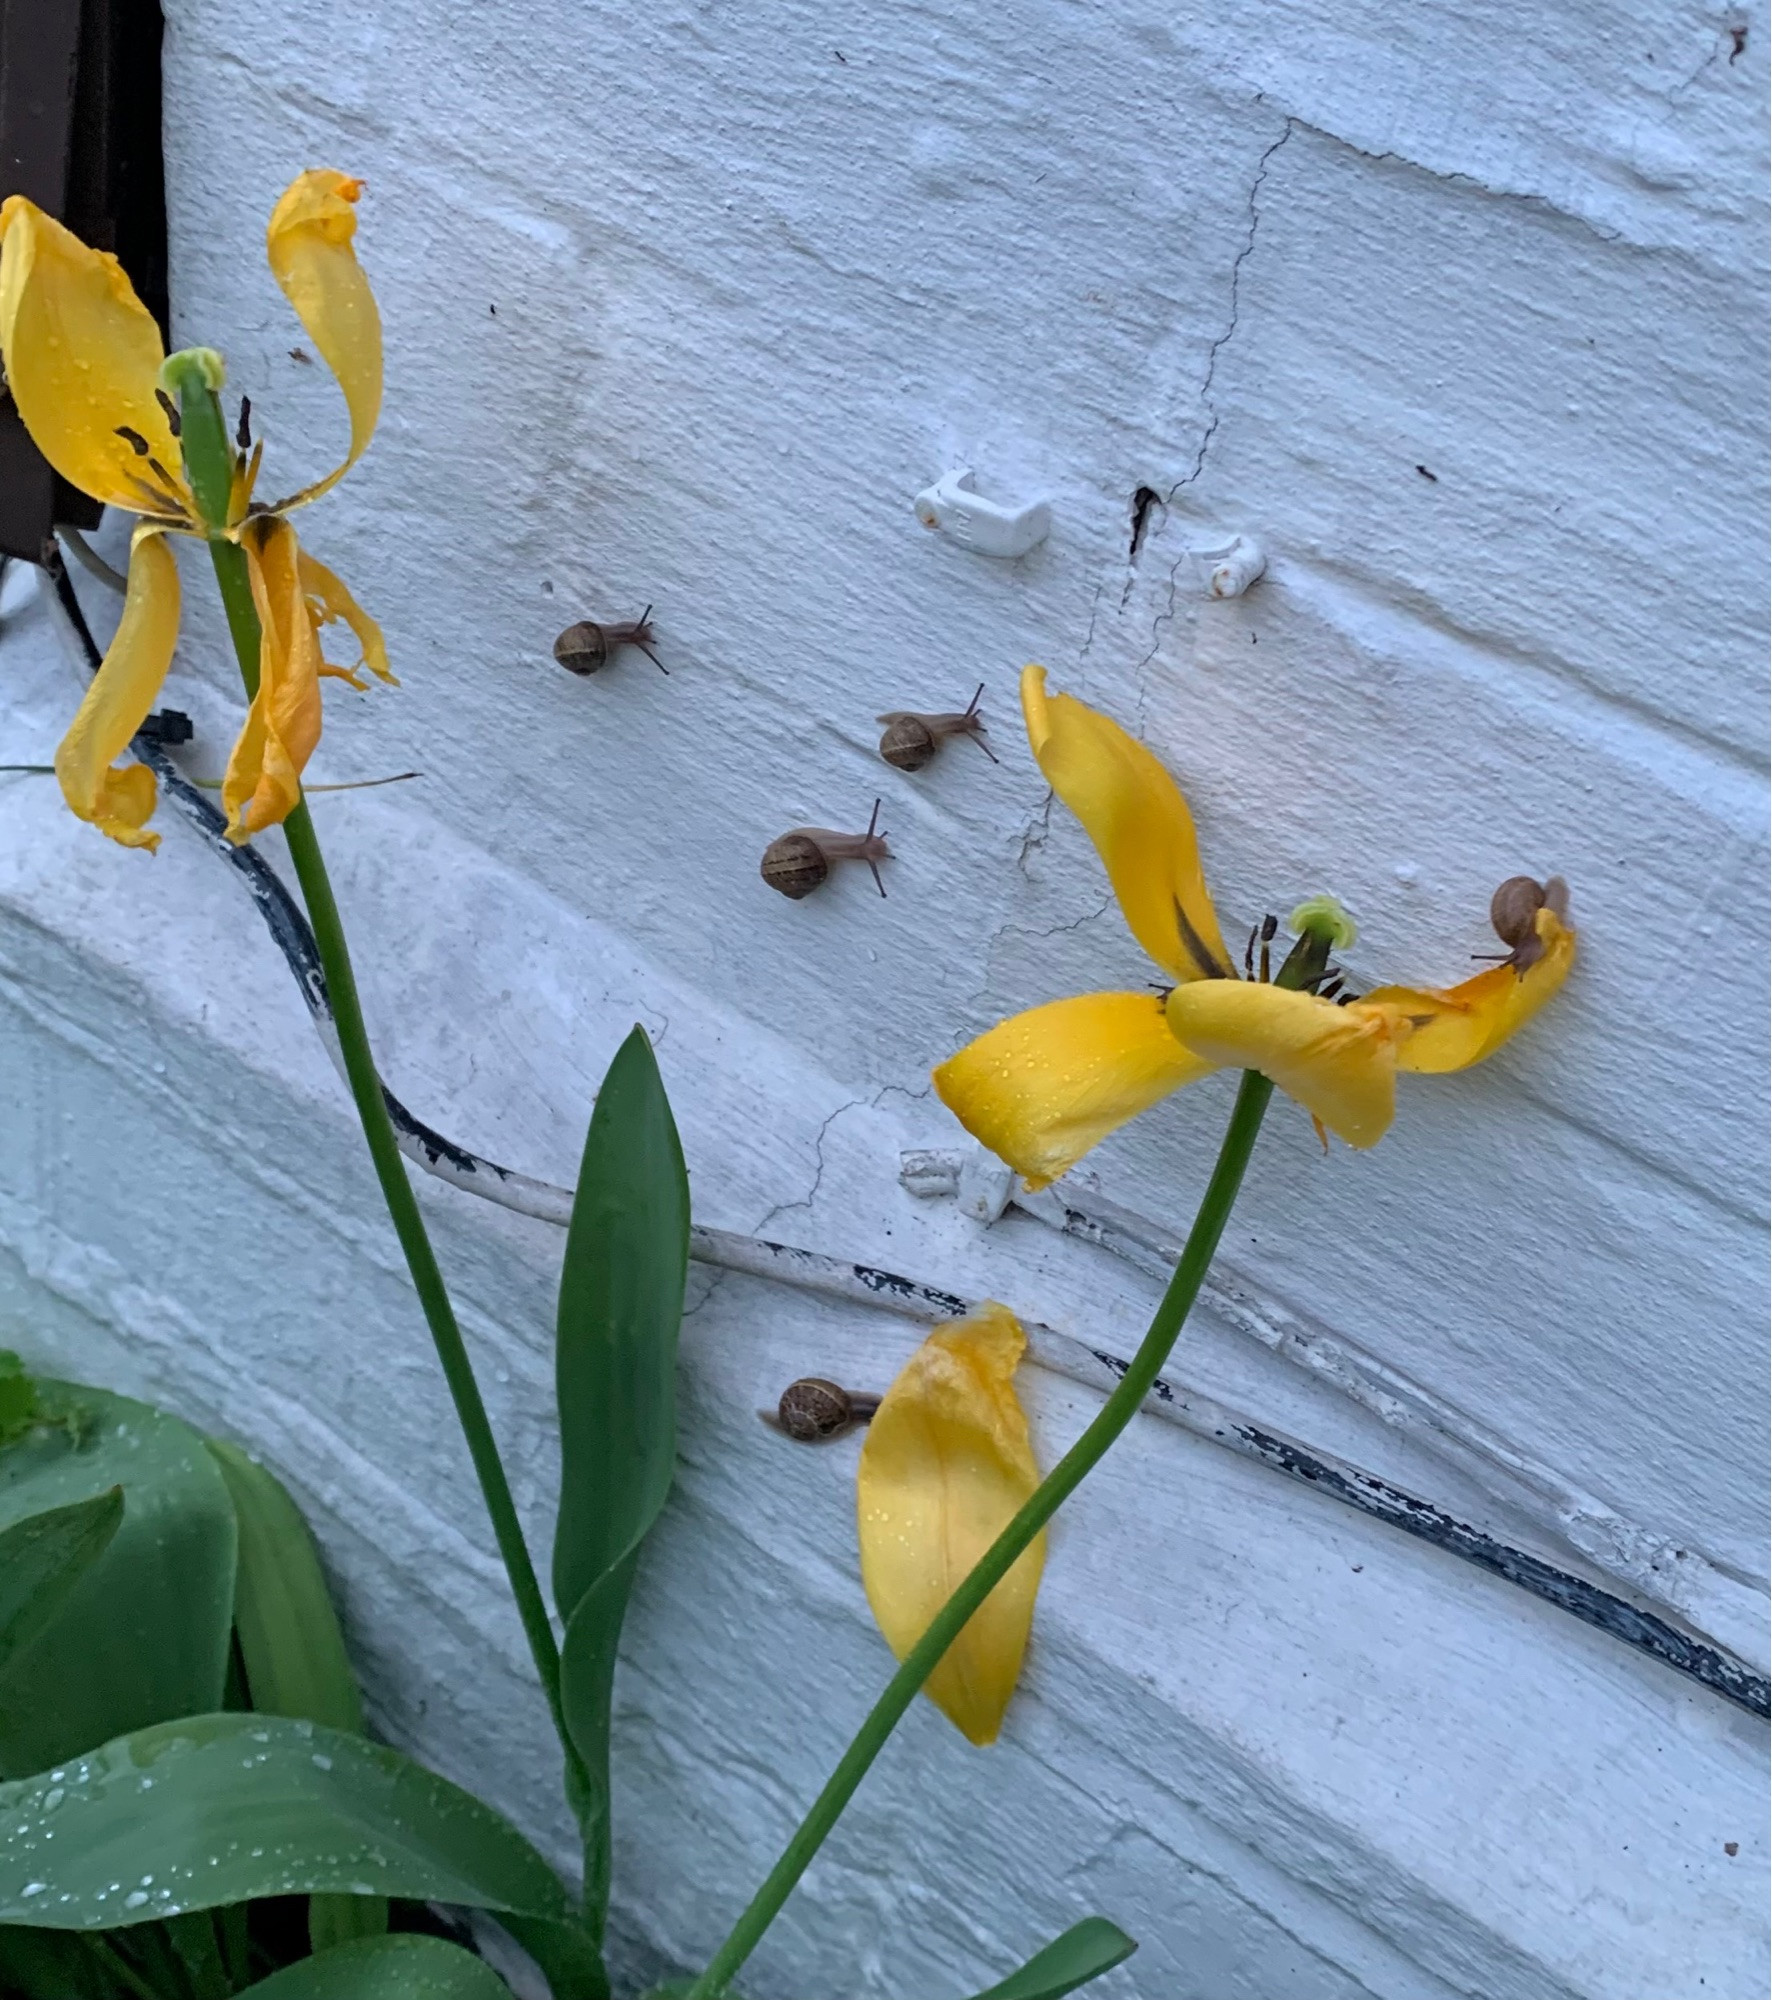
[913,469,1051,560]
[1189,533,1266,599]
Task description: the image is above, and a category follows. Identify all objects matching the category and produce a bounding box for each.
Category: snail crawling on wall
[761,1377,882,1442]
[761,798,892,898]
[876,683,997,770]
[553,608,666,674]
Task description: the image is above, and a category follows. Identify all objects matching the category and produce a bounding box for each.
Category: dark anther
[1335,991,1356,1005]
[1244,923,1259,978]
[1260,913,1278,942]
[137,709,195,745]
[1318,976,1344,1001]
[237,397,253,450]
[114,425,150,456]
[154,388,182,437]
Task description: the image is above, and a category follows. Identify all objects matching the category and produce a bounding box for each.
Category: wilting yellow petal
[53,527,180,850]
[858,1303,1045,1746]
[297,547,395,683]
[1165,981,1403,1148]
[0,198,189,518]
[935,990,1216,1190]
[1021,665,1231,983]
[265,170,382,507]
[1364,909,1577,1074]
[223,519,325,841]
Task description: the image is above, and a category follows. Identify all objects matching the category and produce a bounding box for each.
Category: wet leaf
[0,1489,123,1676]
[0,1384,235,1776]
[239,1932,513,1996]
[0,1712,569,1930]
[206,1439,385,1952]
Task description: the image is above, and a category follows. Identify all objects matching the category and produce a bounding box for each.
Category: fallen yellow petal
[265,170,382,508]
[1021,665,1231,982]
[857,1303,1045,1745]
[53,527,180,850]
[298,546,395,684]
[223,519,325,841]
[1365,908,1577,1073]
[934,990,1217,1190]
[1165,980,1403,1148]
[0,197,189,518]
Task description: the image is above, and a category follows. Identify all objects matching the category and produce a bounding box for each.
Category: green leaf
[0,1489,124,1676]
[0,1384,235,1777]
[645,1918,1134,2000]
[0,1354,41,1449]
[206,1441,363,1733]
[0,1925,131,1998]
[493,1911,611,2000]
[239,1933,514,1997]
[552,1028,691,1617]
[0,1712,569,1931]
[204,1439,386,1955]
[963,1918,1137,1999]
[552,1027,689,1931]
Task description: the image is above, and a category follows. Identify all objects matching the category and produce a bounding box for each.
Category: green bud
[1288,896,1358,950]
[157,346,227,397]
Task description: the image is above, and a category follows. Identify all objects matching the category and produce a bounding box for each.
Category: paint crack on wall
[1134,114,1295,716]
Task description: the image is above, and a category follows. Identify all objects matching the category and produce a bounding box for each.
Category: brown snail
[876,683,997,771]
[1486,874,1569,972]
[761,797,892,899]
[765,1377,882,1442]
[553,607,666,675]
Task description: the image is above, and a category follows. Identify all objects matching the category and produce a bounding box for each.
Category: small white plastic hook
[913,469,1051,560]
[1188,533,1266,599]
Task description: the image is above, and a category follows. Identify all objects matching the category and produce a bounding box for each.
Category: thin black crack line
[40,558,1768,1722]
[1136,117,1294,682]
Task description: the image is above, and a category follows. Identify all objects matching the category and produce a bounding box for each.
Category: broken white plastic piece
[913,469,1051,560]
[1189,532,1266,598]
[956,1146,1016,1225]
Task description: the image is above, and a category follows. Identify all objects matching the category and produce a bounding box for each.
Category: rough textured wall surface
[0,0,1766,1995]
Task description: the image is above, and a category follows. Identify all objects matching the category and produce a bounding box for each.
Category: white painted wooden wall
[0,0,1766,1994]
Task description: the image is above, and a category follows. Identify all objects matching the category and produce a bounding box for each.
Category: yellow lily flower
[0,170,390,851]
[857,1303,1046,1745]
[934,667,1576,1185]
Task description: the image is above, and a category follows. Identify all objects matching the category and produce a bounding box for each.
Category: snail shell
[878,714,938,771]
[775,1377,881,1441]
[553,620,615,675]
[553,610,664,675]
[761,832,830,899]
[1489,876,1548,949]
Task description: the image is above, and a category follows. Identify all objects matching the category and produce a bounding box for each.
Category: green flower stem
[276,792,577,1767]
[175,381,585,1804]
[687,1064,1279,1998]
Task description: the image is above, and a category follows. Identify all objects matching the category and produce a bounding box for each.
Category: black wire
[43,553,1772,1723]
